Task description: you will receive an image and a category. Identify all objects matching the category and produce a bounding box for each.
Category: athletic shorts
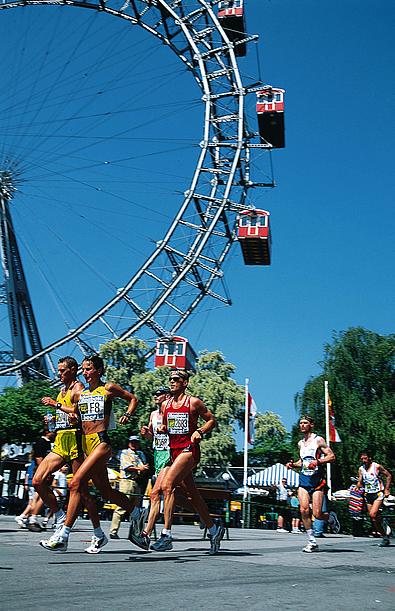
[170,444,200,466]
[52,429,82,462]
[299,474,327,496]
[154,449,171,475]
[365,491,384,505]
[82,431,111,456]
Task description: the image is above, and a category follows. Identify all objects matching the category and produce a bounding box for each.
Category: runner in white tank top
[357,450,392,547]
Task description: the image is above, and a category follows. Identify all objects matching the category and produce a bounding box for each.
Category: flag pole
[242,378,249,527]
[324,380,332,500]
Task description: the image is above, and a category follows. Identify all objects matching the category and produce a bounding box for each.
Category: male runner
[140,386,171,477]
[40,355,139,553]
[356,450,392,547]
[130,370,225,554]
[286,414,338,553]
[25,429,55,531]
[33,356,106,553]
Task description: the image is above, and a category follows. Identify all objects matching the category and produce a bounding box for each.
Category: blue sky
[0,1,394,431]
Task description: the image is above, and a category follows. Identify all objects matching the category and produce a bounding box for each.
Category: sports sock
[307,529,316,543]
[162,528,171,536]
[130,507,140,519]
[208,524,217,536]
[58,526,71,540]
[94,527,104,538]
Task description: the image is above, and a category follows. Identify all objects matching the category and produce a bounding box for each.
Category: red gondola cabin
[218,1,247,57]
[256,87,285,149]
[154,336,197,372]
[237,209,272,266]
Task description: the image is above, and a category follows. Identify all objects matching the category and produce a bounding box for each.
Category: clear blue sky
[0,1,394,431]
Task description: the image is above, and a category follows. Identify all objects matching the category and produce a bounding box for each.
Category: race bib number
[79,395,105,421]
[154,433,170,451]
[167,411,189,435]
[55,409,70,430]
[301,456,317,476]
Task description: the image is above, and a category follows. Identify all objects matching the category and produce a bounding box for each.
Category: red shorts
[170,444,200,467]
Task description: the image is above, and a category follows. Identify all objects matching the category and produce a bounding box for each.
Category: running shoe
[328,511,341,534]
[379,537,390,548]
[208,522,225,555]
[85,534,108,554]
[28,521,43,532]
[40,536,68,552]
[109,531,120,540]
[14,516,27,529]
[129,530,150,551]
[302,542,319,553]
[129,507,148,540]
[150,533,173,552]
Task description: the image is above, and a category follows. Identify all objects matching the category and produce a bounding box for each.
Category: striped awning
[247,463,299,488]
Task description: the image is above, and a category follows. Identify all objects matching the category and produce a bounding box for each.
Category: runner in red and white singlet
[129,369,225,554]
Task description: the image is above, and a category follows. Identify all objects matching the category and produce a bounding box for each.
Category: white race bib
[167,412,189,435]
[55,409,70,430]
[79,395,105,422]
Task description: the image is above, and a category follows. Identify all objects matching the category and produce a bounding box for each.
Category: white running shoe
[14,516,27,529]
[40,535,68,552]
[85,534,109,554]
[302,542,319,553]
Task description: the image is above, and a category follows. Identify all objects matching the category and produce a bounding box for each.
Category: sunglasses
[169,376,182,382]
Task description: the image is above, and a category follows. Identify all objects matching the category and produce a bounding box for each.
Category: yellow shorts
[52,429,82,462]
[82,431,111,456]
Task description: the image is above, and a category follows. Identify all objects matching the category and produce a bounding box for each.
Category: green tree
[248,412,293,467]
[0,380,54,444]
[294,327,395,488]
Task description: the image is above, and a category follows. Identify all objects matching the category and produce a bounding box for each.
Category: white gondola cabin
[256,87,285,149]
[154,336,197,372]
[237,209,272,266]
[218,1,247,57]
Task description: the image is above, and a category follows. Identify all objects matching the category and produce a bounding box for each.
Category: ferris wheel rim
[0,0,266,377]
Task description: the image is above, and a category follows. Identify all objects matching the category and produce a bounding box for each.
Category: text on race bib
[167,412,189,435]
[79,395,105,421]
[55,409,70,429]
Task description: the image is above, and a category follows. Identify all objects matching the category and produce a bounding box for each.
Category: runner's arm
[356,467,364,489]
[378,464,392,495]
[308,437,335,468]
[190,398,216,443]
[106,383,138,424]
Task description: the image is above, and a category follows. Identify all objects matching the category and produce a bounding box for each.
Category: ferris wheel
[0,0,282,385]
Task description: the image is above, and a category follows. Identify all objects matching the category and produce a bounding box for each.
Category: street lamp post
[222,472,231,531]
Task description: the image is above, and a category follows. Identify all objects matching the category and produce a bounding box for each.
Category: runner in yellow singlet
[34,357,107,553]
[40,355,138,553]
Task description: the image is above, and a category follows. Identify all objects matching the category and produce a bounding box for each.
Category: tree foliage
[294,327,395,488]
[0,380,54,444]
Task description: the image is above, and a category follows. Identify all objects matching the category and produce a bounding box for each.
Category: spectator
[109,435,149,539]
[289,490,301,533]
[276,478,289,532]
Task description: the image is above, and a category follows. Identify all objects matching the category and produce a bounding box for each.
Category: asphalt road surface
[1,516,394,610]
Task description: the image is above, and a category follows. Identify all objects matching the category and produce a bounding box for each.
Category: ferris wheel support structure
[0,0,275,380]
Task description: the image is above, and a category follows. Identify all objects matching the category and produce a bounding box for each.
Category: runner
[33,356,106,553]
[129,370,225,554]
[286,414,338,553]
[140,386,171,477]
[40,355,139,553]
[356,449,392,547]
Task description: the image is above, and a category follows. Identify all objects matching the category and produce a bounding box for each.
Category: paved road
[1,516,394,610]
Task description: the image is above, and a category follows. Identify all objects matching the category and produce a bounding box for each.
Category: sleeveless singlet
[55,387,77,431]
[163,395,197,450]
[151,409,170,452]
[78,386,113,428]
[360,462,383,494]
[299,433,325,489]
